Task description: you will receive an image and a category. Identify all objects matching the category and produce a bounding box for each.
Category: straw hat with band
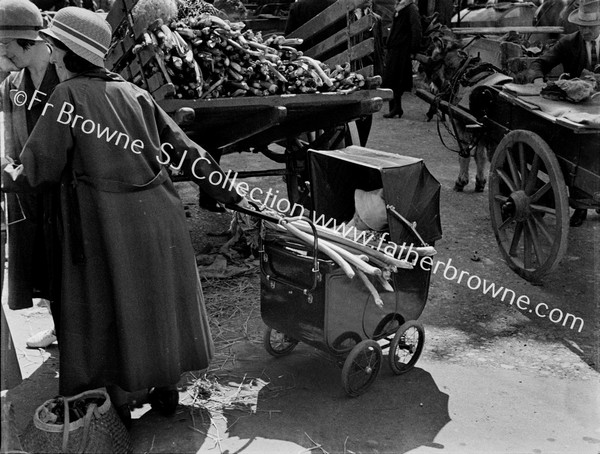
[0,0,44,41]
[568,0,600,26]
[40,7,112,68]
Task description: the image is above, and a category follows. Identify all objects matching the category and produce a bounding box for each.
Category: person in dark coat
[2,7,248,429]
[0,0,61,349]
[382,0,422,118]
[518,0,600,227]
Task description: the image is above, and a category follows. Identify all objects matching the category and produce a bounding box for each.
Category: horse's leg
[474,143,487,192]
[455,155,470,191]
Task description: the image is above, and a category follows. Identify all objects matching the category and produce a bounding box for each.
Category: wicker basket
[21,389,132,454]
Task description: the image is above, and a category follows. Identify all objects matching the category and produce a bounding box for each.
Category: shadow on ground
[130,341,451,454]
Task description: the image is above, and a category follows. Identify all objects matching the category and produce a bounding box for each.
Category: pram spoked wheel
[341,340,382,397]
[389,321,425,375]
[264,327,299,357]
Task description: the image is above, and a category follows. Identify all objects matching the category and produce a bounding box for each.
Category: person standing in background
[0,0,61,348]
[382,0,422,118]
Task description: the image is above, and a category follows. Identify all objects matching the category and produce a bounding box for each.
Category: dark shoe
[569,209,587,227]
[383,108,403,119]
[199,197,225,213]
[115,404,132,431]
[148,386,179,416]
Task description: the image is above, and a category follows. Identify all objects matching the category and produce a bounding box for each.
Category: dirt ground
[2,92,599,454]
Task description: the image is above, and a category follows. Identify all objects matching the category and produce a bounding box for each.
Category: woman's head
[39,6,112,79]
[0,0,47,70]
[45,35,98,81]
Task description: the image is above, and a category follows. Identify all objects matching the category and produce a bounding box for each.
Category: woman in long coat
[382,0,422,118]
[4,7,246,426]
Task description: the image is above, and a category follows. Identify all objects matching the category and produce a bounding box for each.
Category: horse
[417,31,494,192]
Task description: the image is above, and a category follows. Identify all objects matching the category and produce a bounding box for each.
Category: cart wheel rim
[489,130,569,281]
[341,340,382,397]
[389,321,425,375]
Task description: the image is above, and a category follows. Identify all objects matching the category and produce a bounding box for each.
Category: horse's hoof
[454,180,468,192]
[475,178,487,192]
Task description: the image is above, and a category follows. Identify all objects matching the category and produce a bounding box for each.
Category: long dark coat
[382,2,422,95]
[18,70,241,395]
[0,66,61,310]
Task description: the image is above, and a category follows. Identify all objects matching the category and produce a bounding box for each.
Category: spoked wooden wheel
[341,340,382,397]
[489,130,569,281]
[263,327,298,357]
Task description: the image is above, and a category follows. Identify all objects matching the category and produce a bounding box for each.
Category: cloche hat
[40,7,112,68]
[0,0,44,41]
[568,0,600,26]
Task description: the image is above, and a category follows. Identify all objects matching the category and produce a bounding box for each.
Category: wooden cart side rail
[157,88,393,113]
[286,0,370,40]
[305,13,374,61]
[452,26,564,35]
[286,0,377,76]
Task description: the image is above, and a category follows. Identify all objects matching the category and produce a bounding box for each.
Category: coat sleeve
[529,34,572,78]
[17,85,72,189]
[152,100,242,206]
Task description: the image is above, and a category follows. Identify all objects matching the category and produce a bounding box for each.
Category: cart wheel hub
[365,366,373,374]
[506,190,530,222]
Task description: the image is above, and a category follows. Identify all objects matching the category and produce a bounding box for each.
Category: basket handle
[61,398,70,453]
[77,404,97,453]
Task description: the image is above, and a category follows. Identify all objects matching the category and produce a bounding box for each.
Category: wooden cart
[417,85,600,281]
[105,0,389,206]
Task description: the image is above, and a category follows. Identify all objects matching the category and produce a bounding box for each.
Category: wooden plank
[139,47,155,67]
[305,14,374,60]
[128,58,142,79]
[287,0,369,40]
[152,83,176,101]
[147,73,165,92]
[356,65,373,77]
[452,26,564,35]
[106,0,138,31]
[324,38,374,68]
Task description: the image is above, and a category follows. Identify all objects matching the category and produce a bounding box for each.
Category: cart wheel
[341,340,382,397]
[263,327,298,357]
[489,130,569,281]
[389,321,425,375]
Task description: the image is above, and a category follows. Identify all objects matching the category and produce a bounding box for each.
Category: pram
[257,146,442,396]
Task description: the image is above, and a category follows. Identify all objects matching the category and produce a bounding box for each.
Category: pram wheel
[264,327,298,357]
[341,340,382,397]
[389,321,425,375]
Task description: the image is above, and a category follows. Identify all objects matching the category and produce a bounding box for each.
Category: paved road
[2,93,599,454]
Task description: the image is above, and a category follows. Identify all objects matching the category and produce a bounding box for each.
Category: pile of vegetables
[127,4,374,99]
[262,213,436,307]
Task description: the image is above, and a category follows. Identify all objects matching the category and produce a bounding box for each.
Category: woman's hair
[46,36,100,73]
[16,39,36,50]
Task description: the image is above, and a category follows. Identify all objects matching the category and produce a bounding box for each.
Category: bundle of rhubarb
[125,0,375,99]
[262,214,436,308]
